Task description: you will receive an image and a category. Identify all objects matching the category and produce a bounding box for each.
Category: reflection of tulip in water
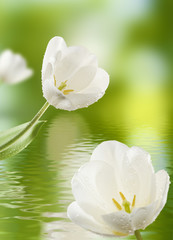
[67,141,170,239]
[42,36,109,111]
[0,50,33,84]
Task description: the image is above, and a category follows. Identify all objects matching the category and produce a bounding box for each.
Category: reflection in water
[42,213,98,240]
[0,102,172,239]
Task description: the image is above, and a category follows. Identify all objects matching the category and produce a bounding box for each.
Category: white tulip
[67,141,170,238]
[0,50,33,84]
[41,36,109,111]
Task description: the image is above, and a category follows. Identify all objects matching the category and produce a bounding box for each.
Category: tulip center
[54,75,74,95]
[112,192,136,214]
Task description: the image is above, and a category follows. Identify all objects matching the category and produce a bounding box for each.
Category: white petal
[124,146,156,206]
[42,36,67,80]
[82,68,109,94]
[131,201,158,230]
[128,171,170,231]
[64,91,104,111]
[5,54,33,83]
[42,62,53,82]
[63,67,109,110]
[90,141,130,202]
[155,170,170,204]
[42,77,95,110]
[11,53,27,70]
[90,141,129,167]
[10,68,33,84]
[67,202,113,236]
[43,76,99,111]
[42,78,72,110]
[103,200,164,234]
[72,160,120,214]
[54,46,94,85]
[102,211,133,235]
[71,161,117,222]
[0,50,33,84]
[0,50,14,78]
[152,170,170,219]
[68,64,97,92]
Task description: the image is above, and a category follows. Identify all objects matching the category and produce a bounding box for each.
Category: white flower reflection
[67,141,170,237]
[42,36,109,111]
[0,50,33,84]
[42,215,97,240]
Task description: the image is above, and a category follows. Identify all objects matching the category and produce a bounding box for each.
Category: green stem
[134,230,143,240]
[0,101,50,151]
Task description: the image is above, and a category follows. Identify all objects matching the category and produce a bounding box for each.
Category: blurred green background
[0,0,172,239]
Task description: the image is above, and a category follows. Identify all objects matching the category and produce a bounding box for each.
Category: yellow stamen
[112,198,122,210]
[120,192,131,213]
[119,192,126,201]
[54,77,74,95]
[58,80,67,91]
[113,192,136,214]
[122,200,131,213]
[132,194,136,208]
[63,89,74,95]
[54,75,56,86]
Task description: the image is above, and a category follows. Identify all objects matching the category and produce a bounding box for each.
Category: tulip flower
[42,36,109,110]
[0,37,109,159]
[0,50,33,84]
[67,141,170,239]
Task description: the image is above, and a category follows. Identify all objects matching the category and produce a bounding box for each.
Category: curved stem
[0,101,50,151]
[134,230,143,240]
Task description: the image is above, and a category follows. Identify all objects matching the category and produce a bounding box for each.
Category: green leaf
[0,120,46,160]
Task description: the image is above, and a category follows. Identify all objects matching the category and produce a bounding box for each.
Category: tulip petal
[68,64,97,92]
[90,141,129,201]
[90,141,129,166]
[42,36,67,80]
[54,46,95,85]
[155,170,170,204]
[63,68,109,110]
[64,91,104,110]
[125,171,170,231]
[153,170,170,217]
[131,201,158,230]
[71,160,119,222]
[43,76,101,111]
[42,78,72,110]
[102,211,133,235]
[42,84,107,111]
[124,146,156,206]
[42,77,98,110]
[0,50,33,84]
[0,50,13,77]
[83,68,109,94]
[67,202,113,236]
[11,69,33,84]
[42,62,53,82]
[5,54,33,83]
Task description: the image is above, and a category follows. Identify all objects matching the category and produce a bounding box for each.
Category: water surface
[0,94,172,240]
